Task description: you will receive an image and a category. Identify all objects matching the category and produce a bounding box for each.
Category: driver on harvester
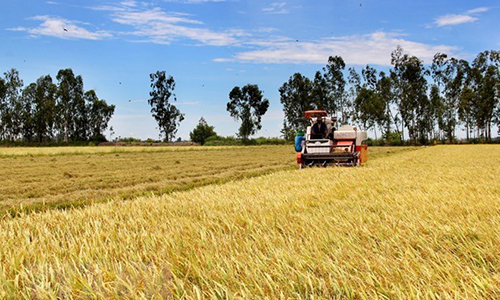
[311,117,327,139]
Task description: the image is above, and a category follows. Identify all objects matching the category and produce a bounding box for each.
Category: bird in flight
[63,28,68,32]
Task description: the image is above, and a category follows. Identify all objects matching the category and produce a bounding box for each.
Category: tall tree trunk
[466,119,469,141]
[401,119,405,142]
[488,120,491,141]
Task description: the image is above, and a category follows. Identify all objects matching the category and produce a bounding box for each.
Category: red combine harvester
[296,110,368,168]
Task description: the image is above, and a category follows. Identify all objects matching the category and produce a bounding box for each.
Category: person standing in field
[295,130,306,152]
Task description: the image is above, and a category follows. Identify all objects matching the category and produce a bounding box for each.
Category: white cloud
[434,14,477,27]
[120,1,138,7]
[13,16,112,40]
[175,101,200,105]
[215,32,459,65]
[176,0,226,2]
[263,2,290,15]
[255,27,279,33]
[6,27,27,32]
[111,7,203,25]
[93,3,240,46]
[466,7,489,14]
[163,0,226,3]
[434,7,489,27]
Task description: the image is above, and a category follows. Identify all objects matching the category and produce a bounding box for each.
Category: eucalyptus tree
[376,71,394,139]
[33,75,57,143]
[468,51,499,140]
[390,46,405,140]
[0,76,6,139]
[85,90,115,141]
[429,84,445,140]
[391,47,431,143]
[353,65,386,139]
[279,73,314,139]
[2,69,24,140]
[441,58,469,142]
[20,83,37,142]
[56,69,85,142]
[324,56,349,123]
[311,71,330,113]
[227,84,269,140]
[148,71,184,142]
[430,53,450,140]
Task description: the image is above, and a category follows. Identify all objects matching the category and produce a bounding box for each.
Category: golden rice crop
[0,145,260,157]
[1,145,497,299]
[0,145,410,214]
[0,146,295,212]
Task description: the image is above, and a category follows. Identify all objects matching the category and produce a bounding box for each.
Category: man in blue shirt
[295,130,306,152]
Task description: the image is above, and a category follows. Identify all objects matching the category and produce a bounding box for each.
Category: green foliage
[1,69,24,141]
[352,66,387,137]
[148,71,184,142]
[227,84,269,140]
[204,135,290,146]
[324,56,348,122]
[204,135,241,146]
[117,137,142,142]
[0,69,114,143]
[468,51,499,141]
[278,47,499,145]
[354,88,385,132]
[56,69,84,142]
[279,73,314,140]
[85,90,115,141]
[33,75,57,143]
[253,137,291,145]
[189,117,216,145]
[391,48,431,144]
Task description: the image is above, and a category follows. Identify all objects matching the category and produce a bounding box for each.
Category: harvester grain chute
[295,110,368,168]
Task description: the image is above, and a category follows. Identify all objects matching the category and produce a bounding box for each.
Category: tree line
[279,47,499,143]
[150,47,498,145]
[5,46,494,145]
[148,71,270,142]
[0,68,115,143]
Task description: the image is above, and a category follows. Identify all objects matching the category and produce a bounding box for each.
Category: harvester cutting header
[295,110,368,168]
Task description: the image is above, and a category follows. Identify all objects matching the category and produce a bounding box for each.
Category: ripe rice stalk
[0,145,496,299]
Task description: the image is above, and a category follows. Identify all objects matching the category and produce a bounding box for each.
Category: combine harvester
[296,110,368,168]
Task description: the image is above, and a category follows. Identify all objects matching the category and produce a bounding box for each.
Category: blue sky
[1,0,498,140]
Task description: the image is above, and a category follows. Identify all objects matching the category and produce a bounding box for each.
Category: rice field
[0,145,498,299]
[0,145,251,157]
[0,145,411,214]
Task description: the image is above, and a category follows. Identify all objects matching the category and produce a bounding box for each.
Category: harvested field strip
[0,145,497,299]
[0,145,276,158]
[0,146,414,215]
[0,146,294,212]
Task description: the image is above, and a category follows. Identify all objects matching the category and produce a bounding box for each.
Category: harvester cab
[296,110,368,168]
